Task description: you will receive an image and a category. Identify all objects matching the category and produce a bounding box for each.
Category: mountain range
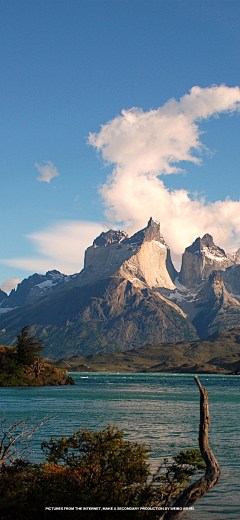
[1,217,240,362]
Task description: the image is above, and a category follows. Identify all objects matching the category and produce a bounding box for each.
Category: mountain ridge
[1,218,240,361]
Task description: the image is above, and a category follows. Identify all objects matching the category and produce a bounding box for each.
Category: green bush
[0,328,74,387]
[0,424,205,520]
[0,373,25,387]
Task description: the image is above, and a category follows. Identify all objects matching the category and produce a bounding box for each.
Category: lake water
[0,373,239,519]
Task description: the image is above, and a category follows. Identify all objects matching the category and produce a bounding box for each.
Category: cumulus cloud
[0,278,21,294]
[88,85,240,265]
[1,221,106,275]
[35,161,59,183]
[3,85,240,278]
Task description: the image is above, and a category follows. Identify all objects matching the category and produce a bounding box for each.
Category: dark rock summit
[93,229,128,247]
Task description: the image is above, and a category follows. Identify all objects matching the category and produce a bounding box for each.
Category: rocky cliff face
[78,218,177,290]
[191,271,240,338]
[222,264,240,298]
[0,289,7,306]
[179,234,235,287]
[166,236,240,338]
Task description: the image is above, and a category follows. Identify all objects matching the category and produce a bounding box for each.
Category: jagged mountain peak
[147,216,161,233]
[45,269,66,277]
[180,233,234,287]
[186,233,226,258]
[128,217,167,247]
[148,217,159,225]
[201,233,214,245]
[93,229,128,247]
[0,270,72,310]
[92,217,165,250]
[78,218,176,290]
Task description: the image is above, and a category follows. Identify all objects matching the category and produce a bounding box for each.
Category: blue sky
[1,0,240,291]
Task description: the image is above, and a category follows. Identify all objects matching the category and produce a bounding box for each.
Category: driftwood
[162,376,221,520]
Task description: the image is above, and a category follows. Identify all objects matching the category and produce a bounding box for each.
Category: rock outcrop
[0,289,7,306]
[179,234,234,287]
[222,264,240,298]
[76,218,177,290]
[192,271,240,338]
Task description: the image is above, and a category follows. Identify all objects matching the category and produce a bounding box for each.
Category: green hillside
[52,327,240,374]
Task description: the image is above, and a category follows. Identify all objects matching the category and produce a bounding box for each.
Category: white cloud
[0,278,21,294]
[1,221,106,275]
[3,85,240,279]
[88,85,240,265]
[35,161,59,183]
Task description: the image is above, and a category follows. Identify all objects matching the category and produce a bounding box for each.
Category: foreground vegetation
[0,378,220,519]
[0,420,204,520]
[0,326,75,386]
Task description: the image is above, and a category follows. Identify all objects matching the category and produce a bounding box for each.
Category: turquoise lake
[0,373,239,519]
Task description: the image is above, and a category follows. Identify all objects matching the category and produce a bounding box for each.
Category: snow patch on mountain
[201,247,226,262]
[0,307,17,314]
[153,240,166,249]
[174,277,187,292]
[36,280,56,289]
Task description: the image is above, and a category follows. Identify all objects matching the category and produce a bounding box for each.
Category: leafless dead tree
[162,376,221,520]
[34,357,45,377]
[0,415,52,467]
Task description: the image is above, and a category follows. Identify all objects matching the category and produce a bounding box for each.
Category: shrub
[0,424,205,520]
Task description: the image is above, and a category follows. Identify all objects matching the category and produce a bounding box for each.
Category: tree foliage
[0,346,25,386]
[0,421,205,520]
[0,327,74,386]
[16,326,44,366]
[41,425,151,508]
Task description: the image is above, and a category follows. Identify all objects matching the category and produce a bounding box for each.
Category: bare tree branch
[162,376,221,520]
[0,414,53,467]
